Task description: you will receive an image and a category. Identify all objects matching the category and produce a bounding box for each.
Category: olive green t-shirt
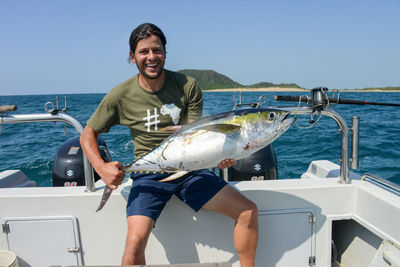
[87,70,203,158]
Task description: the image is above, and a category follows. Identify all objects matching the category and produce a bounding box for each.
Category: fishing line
[292,93,330,130]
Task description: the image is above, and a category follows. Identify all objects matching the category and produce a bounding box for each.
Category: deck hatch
[256,208,316,267]
[2,215,83,266]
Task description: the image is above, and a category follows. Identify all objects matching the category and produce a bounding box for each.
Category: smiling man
[130,33,166,85]
[80,23,258,267]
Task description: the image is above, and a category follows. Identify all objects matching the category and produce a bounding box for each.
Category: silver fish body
[122,107,295,173]
[96,107,295,212]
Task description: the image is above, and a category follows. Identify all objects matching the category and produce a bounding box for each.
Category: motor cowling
[225,144,278,181]
[52,136,111,187]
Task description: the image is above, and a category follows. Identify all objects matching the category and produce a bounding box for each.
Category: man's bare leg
[202,185,258,267]
[122,215,154,266]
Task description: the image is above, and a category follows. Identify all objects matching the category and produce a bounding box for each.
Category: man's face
[130,34,166,80]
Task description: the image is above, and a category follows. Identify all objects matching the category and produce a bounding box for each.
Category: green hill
[247,82,302,89]
[177,69,243,89]
[177,69,302,90]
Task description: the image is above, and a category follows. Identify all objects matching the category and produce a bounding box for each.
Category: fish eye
[268,112,276,120]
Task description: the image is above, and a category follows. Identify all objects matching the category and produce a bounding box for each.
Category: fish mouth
[278,111,296,131]
[282,112,290,121]
[282,112,296,123]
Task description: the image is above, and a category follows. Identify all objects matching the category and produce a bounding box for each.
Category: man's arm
[80,125,125,189]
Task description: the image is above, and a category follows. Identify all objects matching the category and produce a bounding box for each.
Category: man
[80,23,258,267]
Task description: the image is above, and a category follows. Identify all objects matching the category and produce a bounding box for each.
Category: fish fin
[96,186,113,212]
[159,171,189,182]
[160,125,183,132]
[195,123,241,134]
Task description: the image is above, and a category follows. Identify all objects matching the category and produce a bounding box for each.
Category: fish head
[261,108,295,133]
[234,108,295,148]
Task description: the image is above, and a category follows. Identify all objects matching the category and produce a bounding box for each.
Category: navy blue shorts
[126,169,228,223]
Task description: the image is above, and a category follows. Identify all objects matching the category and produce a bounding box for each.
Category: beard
[135,61,164,80]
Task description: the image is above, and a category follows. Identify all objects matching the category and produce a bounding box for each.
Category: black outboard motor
[225,144,278,181]
[52,136,111,187]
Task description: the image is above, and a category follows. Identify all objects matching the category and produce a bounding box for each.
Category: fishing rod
[274,87,400,107]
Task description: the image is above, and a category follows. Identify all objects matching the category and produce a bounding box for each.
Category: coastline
[203,87,400,92]
[204,87,307,92]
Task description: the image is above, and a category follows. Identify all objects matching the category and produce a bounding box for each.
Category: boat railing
[230,88,356,184]
[271,87,364,184]
[281,106,351,184]
[361,174,400,196]
[0,103,96,192]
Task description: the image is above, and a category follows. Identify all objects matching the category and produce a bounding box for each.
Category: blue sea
[1,91,399,187]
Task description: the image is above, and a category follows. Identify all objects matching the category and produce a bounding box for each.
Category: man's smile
[145,62,159,69]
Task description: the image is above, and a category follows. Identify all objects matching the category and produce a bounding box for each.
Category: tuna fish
[96,107,295,212]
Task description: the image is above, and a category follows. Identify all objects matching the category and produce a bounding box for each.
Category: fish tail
[96,186,113,212]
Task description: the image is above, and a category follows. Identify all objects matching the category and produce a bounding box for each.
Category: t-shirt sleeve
[86,93,119,133]
[187,81,203,120]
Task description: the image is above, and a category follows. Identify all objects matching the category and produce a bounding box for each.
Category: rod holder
[281,106,351,183]
[350,116,359,169]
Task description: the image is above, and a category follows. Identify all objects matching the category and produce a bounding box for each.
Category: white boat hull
[1,160,400,267]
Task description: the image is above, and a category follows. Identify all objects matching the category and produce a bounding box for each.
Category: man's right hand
[80,125,126,190]
[96,161,125,190]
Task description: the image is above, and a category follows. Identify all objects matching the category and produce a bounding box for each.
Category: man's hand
[96,161,125,190]
[218,158,237,169]
[80,125,125,190]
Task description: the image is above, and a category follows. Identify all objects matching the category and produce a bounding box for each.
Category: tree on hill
[247,82,302,89]
[177,69,302,90]
[177,69,243,90]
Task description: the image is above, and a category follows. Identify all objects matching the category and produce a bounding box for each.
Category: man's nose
[148,50,156,60]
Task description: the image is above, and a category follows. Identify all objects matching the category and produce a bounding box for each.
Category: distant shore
[203,87,400,92]
[204,87,306,92]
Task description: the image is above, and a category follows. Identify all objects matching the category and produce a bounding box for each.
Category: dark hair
[129,23,167,53]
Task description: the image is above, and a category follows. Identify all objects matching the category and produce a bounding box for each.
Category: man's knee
[125,233,148,256]
[236,200,258,225]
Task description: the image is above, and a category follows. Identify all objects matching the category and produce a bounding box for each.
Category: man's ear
[129,51,136,63]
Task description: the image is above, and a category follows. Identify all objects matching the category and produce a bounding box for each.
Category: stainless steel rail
[361,173,400,195]
[282,106,351,184]
[1,112,95,192]
[350,116,359,169]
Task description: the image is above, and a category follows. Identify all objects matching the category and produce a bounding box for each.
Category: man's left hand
[218,158,237,169]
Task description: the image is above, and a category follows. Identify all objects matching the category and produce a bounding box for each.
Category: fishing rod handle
[274,95,310,103]
[0,105,17,113]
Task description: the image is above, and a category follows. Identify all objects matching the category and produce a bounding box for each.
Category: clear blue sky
[1,0,399,95]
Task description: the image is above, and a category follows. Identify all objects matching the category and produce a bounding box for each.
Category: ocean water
[1,91,399,187]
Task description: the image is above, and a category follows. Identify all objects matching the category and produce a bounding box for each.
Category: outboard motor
[52,136,111,187]
[224,144,278,181]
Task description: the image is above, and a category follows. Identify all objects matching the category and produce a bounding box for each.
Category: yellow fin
[196,123,241,134]
[159,171,189,182]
